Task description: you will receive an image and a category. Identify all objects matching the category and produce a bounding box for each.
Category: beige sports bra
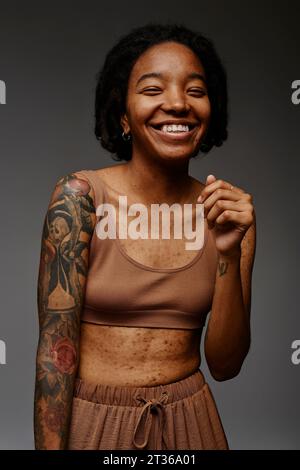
[77,169,218,330]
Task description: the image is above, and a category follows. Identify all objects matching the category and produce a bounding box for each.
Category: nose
[162,87,190,114]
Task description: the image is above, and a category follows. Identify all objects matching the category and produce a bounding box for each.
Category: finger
[215,209,253,226]
[206,174,217,185]
[227,185,245,194]
[206,200,248,224]
[198,179,245,203]
[201,189,242,217]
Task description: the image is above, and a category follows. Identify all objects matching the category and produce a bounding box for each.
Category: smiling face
[121,41,211,163]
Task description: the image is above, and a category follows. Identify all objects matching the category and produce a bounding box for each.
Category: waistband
[74,368,206,450]
[74,368,205,407]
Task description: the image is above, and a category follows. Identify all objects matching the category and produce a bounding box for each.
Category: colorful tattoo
[34,173,96,449]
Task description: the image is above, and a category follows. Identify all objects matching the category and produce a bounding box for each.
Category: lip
[149,124,199,143]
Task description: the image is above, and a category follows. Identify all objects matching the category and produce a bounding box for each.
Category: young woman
[34,23,256,450]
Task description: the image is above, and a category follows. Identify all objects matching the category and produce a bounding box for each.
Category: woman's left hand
[197,174,255,257]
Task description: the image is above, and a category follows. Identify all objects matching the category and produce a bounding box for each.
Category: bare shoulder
[94,164,125,179]
[50,172,96,206]
[92,164,127,190]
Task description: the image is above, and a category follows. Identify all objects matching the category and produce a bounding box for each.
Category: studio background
[0,0,299,449]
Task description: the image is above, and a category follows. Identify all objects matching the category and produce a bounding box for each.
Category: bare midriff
[78,323,202,387]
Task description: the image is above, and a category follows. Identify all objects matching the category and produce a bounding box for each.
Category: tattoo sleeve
[34,173,96,449]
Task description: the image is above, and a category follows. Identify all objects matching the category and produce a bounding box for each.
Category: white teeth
[161,124,190,133]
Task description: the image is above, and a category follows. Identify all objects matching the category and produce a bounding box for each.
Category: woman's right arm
[34,172,96,449]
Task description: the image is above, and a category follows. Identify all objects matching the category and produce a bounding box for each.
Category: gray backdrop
[0,0,299,449]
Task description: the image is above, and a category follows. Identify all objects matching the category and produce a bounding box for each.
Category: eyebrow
[136,72,207,86]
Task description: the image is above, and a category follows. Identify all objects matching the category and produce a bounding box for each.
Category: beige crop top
[77,169,219,330]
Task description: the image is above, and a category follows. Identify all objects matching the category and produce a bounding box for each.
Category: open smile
[148,122,199,142]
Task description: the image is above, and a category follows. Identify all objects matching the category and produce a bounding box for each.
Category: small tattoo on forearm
[218,260,229,276]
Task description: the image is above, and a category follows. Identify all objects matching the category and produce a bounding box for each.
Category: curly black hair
[94,22,228,161]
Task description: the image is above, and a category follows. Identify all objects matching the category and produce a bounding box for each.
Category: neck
[124,155,193,205]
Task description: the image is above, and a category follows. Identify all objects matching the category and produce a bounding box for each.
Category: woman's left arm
[199,175,257,381]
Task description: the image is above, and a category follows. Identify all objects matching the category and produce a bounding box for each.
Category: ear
[120,114,130,134]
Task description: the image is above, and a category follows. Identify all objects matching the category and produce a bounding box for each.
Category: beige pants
[67,368,229,450]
